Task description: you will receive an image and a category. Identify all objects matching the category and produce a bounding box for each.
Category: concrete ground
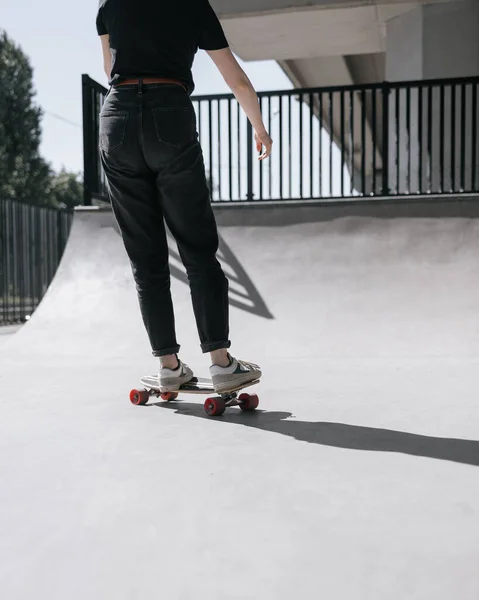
[0,204,478,599]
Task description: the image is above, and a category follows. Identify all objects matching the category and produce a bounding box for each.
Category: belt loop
[138,77,143,96]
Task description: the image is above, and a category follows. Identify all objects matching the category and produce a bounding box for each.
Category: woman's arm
[100,35,112,81]
[207,48,273,160]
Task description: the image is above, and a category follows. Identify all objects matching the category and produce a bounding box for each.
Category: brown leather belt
[115,77,187,92]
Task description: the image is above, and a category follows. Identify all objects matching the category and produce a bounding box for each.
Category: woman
[96,0,273,392]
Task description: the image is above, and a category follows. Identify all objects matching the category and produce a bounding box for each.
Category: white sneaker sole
[159,373,194,393]
[213,372,262,394]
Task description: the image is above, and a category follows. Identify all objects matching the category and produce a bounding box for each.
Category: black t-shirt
[96,0,229,94]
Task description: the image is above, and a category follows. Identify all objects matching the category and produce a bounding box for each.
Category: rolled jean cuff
[201,340,231,354]
[152,345,181,358]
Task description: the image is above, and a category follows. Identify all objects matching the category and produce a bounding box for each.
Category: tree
[0,30,83,208]
[48,169,83,209]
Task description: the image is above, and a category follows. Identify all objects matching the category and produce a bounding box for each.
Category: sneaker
[159,359,194,393]
[210,355,262,394]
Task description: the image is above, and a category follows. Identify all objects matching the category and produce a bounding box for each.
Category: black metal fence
[82,74,479,204]
[0,198,73,324]
[82,75,109,206]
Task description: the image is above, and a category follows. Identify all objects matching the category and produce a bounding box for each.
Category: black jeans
[99,82,230,357]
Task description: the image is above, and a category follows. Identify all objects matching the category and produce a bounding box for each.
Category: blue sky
[2,0,292,175]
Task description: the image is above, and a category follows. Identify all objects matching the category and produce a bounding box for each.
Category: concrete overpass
[213,0,479,85]
[212,0,479,195]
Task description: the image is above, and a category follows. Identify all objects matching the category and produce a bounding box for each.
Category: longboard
[129,376,260,417]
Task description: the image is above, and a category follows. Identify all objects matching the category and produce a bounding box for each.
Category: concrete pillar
[385,0,479,194]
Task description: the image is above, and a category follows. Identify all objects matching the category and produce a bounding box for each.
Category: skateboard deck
[129,376,260,417]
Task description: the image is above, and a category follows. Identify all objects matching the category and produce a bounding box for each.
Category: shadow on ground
[149,402,479,467]
[112,217,273,319]
[167,233,274,320]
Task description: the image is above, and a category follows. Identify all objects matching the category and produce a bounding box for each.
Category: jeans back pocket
[99,111,129,153]
[152,106,196,149]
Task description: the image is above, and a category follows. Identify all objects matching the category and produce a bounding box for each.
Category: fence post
[57,210,64,265]
[0,199,4,321]
[82,75,93,206]
[247,122,254,201]
[381,82,390,196]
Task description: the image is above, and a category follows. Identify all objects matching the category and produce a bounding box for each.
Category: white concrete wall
[386,0,479,194]
[386,8,423,81]
[386,0,479,80]
[423,0,479,78]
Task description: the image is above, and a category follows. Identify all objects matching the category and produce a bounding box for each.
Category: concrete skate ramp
[0,202,478,599]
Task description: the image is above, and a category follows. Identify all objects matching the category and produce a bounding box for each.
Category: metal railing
[0,198,73,324]
[82,74,479,204]
[82,75,109,206]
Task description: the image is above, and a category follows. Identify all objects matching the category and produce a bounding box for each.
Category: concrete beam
[214,1,451,62]
[279,56,384,192]
[212,0,449,19]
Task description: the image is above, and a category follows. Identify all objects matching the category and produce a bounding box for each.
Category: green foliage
[48,169,84,209]
[0,30,83,208]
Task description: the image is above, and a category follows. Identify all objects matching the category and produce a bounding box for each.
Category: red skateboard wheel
[130,389,150,406]
[239,393,259,412]
[204,397,226,417]
[160,392,179,402]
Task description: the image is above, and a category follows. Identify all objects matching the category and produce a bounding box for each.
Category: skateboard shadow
[167,232,274,320]
[149,402,479,467]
